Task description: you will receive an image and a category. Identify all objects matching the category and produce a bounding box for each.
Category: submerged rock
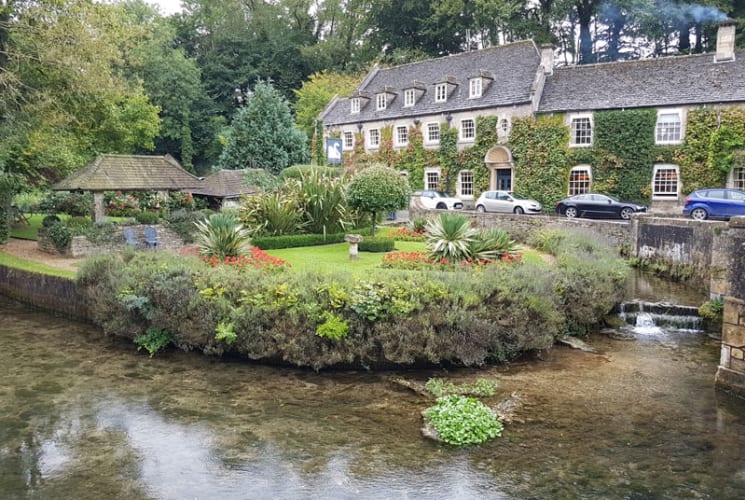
[557,335,597,352]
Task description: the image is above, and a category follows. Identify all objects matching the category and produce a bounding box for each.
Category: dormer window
[376,93,387,111]
[435,83,447,102]
[469,78,482,98]
[350,98,360,114]
[404,89,416,107]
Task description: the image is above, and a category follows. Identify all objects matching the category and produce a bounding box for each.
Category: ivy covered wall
[332,105,745,207]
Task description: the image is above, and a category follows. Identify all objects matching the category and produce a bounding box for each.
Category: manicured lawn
[0,252,76,279]
[9,214,49,240]
[266,240,425,274]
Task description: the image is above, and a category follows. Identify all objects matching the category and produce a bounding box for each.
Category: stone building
[320,21,745,209]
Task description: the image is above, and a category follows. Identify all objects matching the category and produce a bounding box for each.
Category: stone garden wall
[38,224,187,258]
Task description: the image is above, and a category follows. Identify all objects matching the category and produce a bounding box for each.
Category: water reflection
[2,295,745,499]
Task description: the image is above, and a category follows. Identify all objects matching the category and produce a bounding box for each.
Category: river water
[2,289,745,499]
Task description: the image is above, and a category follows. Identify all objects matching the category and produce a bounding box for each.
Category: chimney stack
[540,44,554,75]
[715,19,737,62]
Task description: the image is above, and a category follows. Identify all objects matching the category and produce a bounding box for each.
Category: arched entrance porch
[484,146,514,191]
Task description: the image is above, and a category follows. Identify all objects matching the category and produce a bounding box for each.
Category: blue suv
[682,188,745,220]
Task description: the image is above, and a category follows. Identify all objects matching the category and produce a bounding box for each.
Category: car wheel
[436,202,447,210]
[620,207,634,220]
[476,205,486,213]
[514,206,524,215]
[691,207,708,220]
[564,207,578,218]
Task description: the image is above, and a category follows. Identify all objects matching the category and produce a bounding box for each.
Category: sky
[147,0,183,16]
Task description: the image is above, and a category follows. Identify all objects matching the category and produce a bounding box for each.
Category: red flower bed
[179,246,290,271]
[387,227,426,241]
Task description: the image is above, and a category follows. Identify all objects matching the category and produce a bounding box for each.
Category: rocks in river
[557,335,597,352]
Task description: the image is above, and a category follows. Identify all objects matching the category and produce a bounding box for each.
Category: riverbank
[0,237,82,273]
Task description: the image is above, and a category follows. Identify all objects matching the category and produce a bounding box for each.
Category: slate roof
[190,169,261,198]
[539,51,745,113]
[321,41,542,126]
[53,154,202,191]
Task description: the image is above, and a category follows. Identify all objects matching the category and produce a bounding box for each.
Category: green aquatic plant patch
[423,395,503,446]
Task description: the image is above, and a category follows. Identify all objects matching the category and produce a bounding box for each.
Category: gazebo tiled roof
[190,169,261,198]
[52,154,202,192]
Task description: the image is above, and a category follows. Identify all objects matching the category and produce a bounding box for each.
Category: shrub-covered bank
[77,230,628,369]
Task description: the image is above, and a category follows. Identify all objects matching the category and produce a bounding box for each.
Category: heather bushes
[77,229,628,369]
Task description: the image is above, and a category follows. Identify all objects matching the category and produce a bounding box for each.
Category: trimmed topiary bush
[358,236,395,252]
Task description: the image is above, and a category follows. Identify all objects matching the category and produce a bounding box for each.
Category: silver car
[475,191,542,215]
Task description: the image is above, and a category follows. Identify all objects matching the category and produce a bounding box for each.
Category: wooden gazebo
[52,154,203,222]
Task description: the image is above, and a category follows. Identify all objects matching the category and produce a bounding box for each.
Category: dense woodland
[0,0,743,184]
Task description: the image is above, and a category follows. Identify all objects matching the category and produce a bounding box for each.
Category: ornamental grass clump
[423,395,503,446]
[194,212,252,260]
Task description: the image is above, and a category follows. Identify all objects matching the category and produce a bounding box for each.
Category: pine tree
[217,81,309,173]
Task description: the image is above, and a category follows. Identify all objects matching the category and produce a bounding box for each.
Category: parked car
[475,190,542,214]
[555,193,647,220]
[410,190,464,210]
[682,188,745,220]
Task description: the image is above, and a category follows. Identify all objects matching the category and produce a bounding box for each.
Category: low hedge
[251,227,373,250]
[77,229,629,370]
[359,237,395,252]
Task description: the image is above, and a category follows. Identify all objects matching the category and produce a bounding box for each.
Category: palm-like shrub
[292,169,348,234]
[426,213,477,261]
[194,212,252,260]
[470,227,517,260]
[239,191,306,236]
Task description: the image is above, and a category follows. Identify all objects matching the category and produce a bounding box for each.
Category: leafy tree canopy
[293,70,362,138]
[346,166,411,235]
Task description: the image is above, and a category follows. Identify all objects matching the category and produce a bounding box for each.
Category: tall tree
[0,0,160,183]
[217,81,309,173]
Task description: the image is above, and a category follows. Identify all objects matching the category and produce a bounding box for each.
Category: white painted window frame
[568,113,593,147]
[497,116,511,138]
[425,122,440,145]
[729,165,745,190]
[568,165,592,196]
[395,125,409,147]
[343,131,354,150]
[367,128,380,149]
[469,78,482,98]
[460,118,476,141]
[652,164,680,199]
[457,170,474,199]
[350,98,360,114]
[404,89,416,107]
[655,109,684,145]
[376,93,386,111]
[435,83,447,103]
[424,168,441,191]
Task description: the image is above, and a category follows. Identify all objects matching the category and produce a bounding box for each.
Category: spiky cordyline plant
[194,212,252,260]
[425,213,477,262]
[470,227,517,261]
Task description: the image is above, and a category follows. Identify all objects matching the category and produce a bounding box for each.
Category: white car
[475,190,542,215]
[410,190,464,210]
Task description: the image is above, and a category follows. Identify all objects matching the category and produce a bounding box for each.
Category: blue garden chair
[144,226,159,249]
[123,228,140,248]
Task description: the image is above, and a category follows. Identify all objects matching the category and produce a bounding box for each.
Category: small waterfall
[617,300,704,335]
[635,312,662,335]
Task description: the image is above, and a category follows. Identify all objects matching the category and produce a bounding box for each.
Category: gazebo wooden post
[93,191,106,223]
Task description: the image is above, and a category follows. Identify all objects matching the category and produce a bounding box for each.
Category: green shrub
[279,164,343,180]
[315,312,349,340]
[136,211,161,224]
[251,227,372,250]
[409,217,428,234]
[240,190,306,236]
[358,236,395,252]
[164,209,209,243]
[77,229,628,369]
[45,222,72,252]
[423,395,503,446]
[42,215,61,227]
[134,327,174,357]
